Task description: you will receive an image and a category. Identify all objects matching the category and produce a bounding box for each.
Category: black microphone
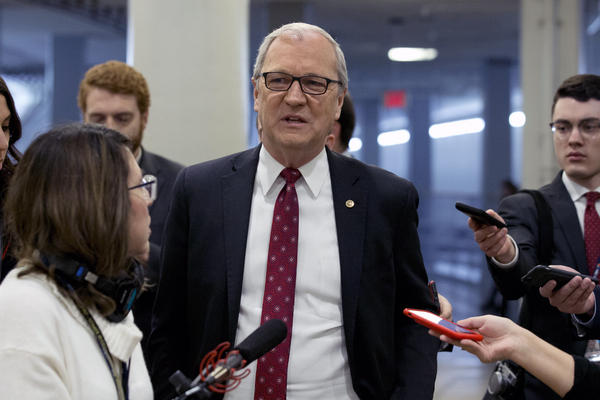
[171,319,287,399]
[196,318,287,384]
[235,318,288,363]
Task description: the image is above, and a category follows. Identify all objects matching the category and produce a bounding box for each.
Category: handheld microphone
[234,318,288,363]
[170,319,287,399]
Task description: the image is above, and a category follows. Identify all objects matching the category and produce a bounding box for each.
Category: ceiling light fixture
[348,138,363,152]
[377,129,411,146]
[429,118,485,139]
[388,47,438,62]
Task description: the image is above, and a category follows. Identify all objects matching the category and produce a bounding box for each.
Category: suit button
[345,200,355,208]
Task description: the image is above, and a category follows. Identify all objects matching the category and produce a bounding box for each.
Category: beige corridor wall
[127,0,250,167]
[520,0,580,189]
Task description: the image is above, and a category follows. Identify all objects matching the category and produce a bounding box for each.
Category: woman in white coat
[0,123,155,399]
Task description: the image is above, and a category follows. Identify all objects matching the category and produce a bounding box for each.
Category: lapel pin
[345,200,355,208]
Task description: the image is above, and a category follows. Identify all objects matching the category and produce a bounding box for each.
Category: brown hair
[552,74,600,116]
[78,61,150,116]
[4,123,134,315]
[0,76,22,187]
[337,92,356,148]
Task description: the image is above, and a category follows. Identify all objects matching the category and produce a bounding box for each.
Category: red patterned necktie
[254,168,301,400]
[584,192,600,275]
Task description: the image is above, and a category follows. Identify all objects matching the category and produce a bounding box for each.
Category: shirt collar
[135,146,143,164]
[258,146,329,198]
[562,170,600,202]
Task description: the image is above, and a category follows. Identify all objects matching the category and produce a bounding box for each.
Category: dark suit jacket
[591,289,600,335]
[573,287,600,339]
[139,147,185,247]
[148,146,439,400]
[489,171,588,400]
[134,148,184,360]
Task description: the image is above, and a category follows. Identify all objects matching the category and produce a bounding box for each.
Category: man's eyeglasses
[550,119,600,140]
[260,72,341,95]
[128,174,157,201]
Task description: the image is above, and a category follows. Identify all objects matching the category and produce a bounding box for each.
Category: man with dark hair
[326,91,355,156]
[78,60,184,358]
[470,74,600,400]
[149,22,438,400]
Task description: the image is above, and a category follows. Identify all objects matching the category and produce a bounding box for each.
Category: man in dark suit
[470,74,600,399]
[149,22,438,400]
[78,61,184,356]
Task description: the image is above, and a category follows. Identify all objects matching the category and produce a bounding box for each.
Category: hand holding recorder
[457,202,515,263]
[527,265,598,315]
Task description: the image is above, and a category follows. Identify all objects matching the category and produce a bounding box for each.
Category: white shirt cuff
[490,235,519,269]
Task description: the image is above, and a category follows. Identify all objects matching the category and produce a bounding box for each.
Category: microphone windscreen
[233,319,287,363]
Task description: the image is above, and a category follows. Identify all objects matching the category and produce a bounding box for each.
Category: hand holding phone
[521,265,599,289]
[404,308,483,341]
[455,202,507,229]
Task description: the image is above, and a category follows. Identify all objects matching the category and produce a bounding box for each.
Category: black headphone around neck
[42,254,144,322]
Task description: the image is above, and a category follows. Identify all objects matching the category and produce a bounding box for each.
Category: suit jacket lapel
[222,146,261,341]
[546,172,588,273]
[327,149,367,352]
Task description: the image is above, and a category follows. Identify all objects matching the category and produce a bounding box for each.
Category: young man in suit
[149,22,438,400]
[469,74,600,399]
[78,61,184,357]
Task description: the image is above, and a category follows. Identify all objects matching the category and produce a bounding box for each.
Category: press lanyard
[63,281,129,400]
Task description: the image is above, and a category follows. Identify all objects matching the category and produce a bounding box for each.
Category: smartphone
[521,265,599,289]
[455,201,507,229]
[404,308,483,341]
[428,280,441,315]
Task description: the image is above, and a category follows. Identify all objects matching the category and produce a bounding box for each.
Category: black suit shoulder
[328,149,416,192]
[139,148,185,246]
[139,148,185,177]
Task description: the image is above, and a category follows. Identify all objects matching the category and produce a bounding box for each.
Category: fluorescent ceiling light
[348,137,362,152]
[388,47,438,62]
[509,111,525,128]
[429,118,485,139]
[378,129,411,146]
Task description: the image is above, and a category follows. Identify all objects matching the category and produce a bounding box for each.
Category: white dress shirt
[561,172,600,328]
[224,146,359,400]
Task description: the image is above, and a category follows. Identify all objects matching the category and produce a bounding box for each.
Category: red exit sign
[384,90,406,109]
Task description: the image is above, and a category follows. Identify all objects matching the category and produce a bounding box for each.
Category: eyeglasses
[260,72,341,95]
[128,174,157,201]
[550,119,600,140]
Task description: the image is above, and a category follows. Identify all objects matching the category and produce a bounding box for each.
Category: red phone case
[403,308,483,341]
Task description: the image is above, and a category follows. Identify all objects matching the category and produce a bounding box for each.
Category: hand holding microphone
[170,319,287,399]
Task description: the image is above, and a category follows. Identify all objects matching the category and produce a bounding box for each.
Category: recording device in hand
[169,318,287,399]
[487,360,524,400]
[521,265,599,290]
[455,202,507,229]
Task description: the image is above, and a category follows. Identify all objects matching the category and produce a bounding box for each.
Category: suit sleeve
[487,193,541,300]
[390,183,439,399]
[571,287,600,340]
[591,291,600,335]
[148,168,190,400]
